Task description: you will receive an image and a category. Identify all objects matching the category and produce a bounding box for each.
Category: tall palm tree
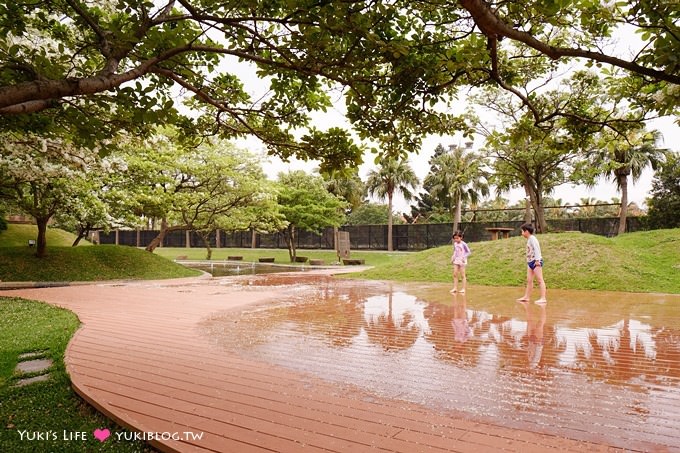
[596,130,666,235]
[425,146,489,233]
[365,158,419,251]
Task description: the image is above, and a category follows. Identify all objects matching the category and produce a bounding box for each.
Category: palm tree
[595,130,666,235]
[365,158,419,251]
[321,167,365,251]
[425,145,489,233]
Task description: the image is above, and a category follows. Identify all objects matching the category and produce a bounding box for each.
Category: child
[517,223,547,304]
[450,231,471,293]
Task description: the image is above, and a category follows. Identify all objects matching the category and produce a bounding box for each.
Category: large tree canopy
[1,1,677,169]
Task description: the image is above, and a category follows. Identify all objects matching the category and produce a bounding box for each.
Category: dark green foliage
[647,152,680,229]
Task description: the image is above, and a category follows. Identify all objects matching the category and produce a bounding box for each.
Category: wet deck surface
[3,273,679,452]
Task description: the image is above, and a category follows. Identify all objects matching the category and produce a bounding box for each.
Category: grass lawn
[2,224,678,293]
[0,224,85,248]
[0,225,200,282]
[0,245,200,282]
[0,298,155,452]
[152,245,406,268]
[154,229,680,294]
[347,229,680,294]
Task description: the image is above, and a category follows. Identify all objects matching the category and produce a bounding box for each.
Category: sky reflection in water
[200,276,680,450]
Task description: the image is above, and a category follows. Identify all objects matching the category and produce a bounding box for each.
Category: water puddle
[186,262,314,277]
[200,276,680,450]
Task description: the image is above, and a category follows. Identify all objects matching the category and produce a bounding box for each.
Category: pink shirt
[452,241,471,265]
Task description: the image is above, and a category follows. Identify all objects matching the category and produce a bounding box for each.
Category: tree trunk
[251,228,257,248]
[198,232,213,260]
[286,224,296,262]
[452,194,462,234]
[72,227,86,247]
[617,172,629,235]
[387,193,394,251]
[535,203,547,233]
[35,216,50,258]
[527,184,547,233]
[523,185,532,224]
[146,218,169,252]
[72,223,93,247]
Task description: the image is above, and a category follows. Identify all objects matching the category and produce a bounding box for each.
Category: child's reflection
[451,293,472,343]
[518,300,547,368]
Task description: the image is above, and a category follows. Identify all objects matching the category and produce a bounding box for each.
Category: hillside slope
[0,225,199,282]
[348,229,680,294]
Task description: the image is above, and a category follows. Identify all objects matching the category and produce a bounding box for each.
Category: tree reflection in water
[199,276,680,450]
[363,286,420,352]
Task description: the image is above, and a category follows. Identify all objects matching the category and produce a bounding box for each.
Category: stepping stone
[15,374,51,387]
[16,358,53,374]
[18,351,47,360]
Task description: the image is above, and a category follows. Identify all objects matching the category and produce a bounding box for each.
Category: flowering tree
[0,133,120,256]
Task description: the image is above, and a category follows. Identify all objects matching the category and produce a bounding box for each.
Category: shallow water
[200,275,680,450]
[187,262,312,276]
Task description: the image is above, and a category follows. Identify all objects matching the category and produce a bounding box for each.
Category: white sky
[222,25,679,214]
[245,114,677,214]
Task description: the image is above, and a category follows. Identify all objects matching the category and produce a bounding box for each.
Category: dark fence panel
[98,216,648,250]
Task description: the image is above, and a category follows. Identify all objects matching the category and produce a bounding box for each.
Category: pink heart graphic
[93,428,111,442]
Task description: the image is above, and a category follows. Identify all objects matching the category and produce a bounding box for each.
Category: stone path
[14,350,52,387]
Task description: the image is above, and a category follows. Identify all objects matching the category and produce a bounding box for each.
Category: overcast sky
[222,28,679,214]
[249,113,677,213]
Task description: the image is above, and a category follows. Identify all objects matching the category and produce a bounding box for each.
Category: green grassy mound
[0,245,200,282]
[348,229,680,294]
[0,224,86,248]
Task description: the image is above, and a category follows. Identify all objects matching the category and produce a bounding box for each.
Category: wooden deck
[4,276,636,452]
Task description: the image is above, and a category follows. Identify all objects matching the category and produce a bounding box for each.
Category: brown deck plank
[2,278,659,453]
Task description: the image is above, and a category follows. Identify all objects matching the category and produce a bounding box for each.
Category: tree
[453,0,680,121]
[54,183,113,247]
[424,145,489,233]
[591,130,667,234]
[0,133,114,257]
[345,203,392,226]
[321,168,365,212]
[119,134,276,257]
[365,159,419,251]
[485,124,582,234]
[0,1,453,168]
[321,167,365,249]
[52,153,138,246]
[3,1,677,171]
[407,144,449,223]
[276,171,347,262]
[646,152,680,229]
[473,72,620,233]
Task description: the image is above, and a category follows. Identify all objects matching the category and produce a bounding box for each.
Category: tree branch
[458,0,680,85]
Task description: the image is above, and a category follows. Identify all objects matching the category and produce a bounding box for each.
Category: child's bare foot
[516,297,529,302]
[450,288,458,293]
[459,289,465,294]
[534,298,547,305]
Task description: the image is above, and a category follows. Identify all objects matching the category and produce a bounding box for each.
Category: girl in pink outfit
[450,231,471,293]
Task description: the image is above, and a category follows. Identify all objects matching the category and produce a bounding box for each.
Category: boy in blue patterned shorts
[516,223,547,304]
